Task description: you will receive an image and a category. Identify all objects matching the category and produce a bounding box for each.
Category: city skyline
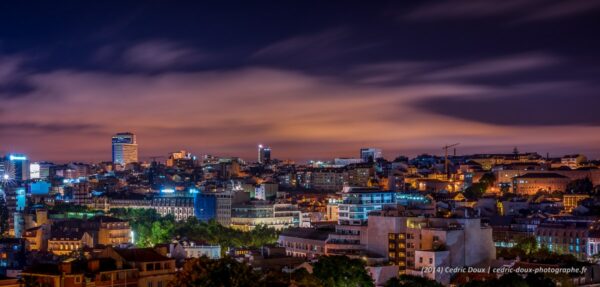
[3,137,598,165]
[2,1,600,162]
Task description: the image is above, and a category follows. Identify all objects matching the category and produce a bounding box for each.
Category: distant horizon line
[2,148,596,165]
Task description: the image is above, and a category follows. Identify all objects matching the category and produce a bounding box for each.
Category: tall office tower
[1,154,30,183]
[257,144,271,164]
[112,132,138,165]
[360,148,383,163]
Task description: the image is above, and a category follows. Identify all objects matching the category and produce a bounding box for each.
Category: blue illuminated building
[194,193,217,222]
[29,181,51,195]
[338,187,398,225]
[396,192,431,206]
[15,187,26,211]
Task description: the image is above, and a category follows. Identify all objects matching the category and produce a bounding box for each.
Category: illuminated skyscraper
[258,144,271,164]
[112,132,138,165]
[0,154,29,183]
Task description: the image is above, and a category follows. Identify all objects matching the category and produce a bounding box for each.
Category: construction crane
[442,143,460,177]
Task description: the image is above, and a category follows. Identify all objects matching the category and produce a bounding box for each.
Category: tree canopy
[169,257,261,287]
[464,172,496,200]
[462,273,556,287]
[497,236,581,266]
[312,255,374,287]
[566,178,593,194]
[384,275,443,287]
[110,208,278,249]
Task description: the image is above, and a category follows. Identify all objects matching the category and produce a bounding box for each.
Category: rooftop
[280,227,332,241]
[514,173,568,179]
[114,248,171,262]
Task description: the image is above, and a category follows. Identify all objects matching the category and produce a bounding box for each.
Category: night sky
[1,1,600,162]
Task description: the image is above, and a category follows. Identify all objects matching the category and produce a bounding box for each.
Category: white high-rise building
[112,132,138,165]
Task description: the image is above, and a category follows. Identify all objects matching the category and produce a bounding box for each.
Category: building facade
[112,133,138,165]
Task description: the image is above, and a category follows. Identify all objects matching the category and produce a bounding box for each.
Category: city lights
[0,1,596,286]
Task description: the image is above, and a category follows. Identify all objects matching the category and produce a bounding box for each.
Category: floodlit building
[112,132,138,165]
[278,227,333,258]
[512,173,570,195]
[47,230,94,256]
[561,154,587,169]
[563,194,590,212]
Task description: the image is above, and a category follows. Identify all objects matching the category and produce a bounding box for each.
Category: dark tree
[384,275,443,287]
[462,273,530,287]
[168,257,261,287]
[291,268,323,287]
[312,256,374,287]
[566,178,593,194]
[464,172,496,200]
[479,172,496,187]
[525,273,556,287]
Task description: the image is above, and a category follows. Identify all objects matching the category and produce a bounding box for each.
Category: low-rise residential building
[278,227,332,258]
[100,247,176,287]
[22,258,139,287]
[91,216,132,246]
[561,154,587,169]
[48,230,94,256]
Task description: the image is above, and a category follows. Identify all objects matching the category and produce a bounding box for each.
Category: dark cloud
[0,122,103,134]
[349,53,561,85]
[412,83,600,126]
[404,0,600,23]
[404,0,538,21]
[421,53,559,81]
[516,1,600,23]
